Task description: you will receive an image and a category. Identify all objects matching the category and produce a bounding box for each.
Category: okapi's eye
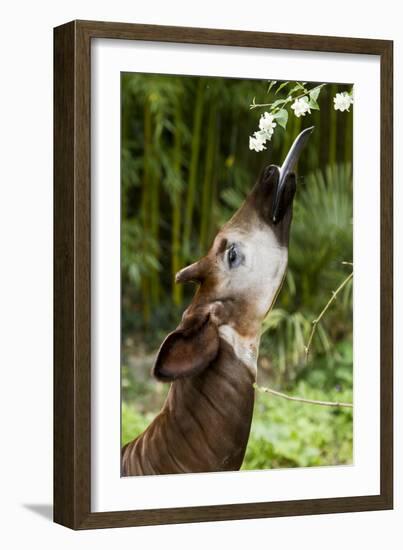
[227,244,242,269]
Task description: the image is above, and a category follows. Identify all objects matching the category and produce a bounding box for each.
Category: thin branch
[253,383,353,408]
[250,83,326,111]
[257,265,354,410]
[304,270,353,361]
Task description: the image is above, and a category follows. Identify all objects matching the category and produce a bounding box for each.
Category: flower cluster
[333,91,354,112]
[248,82,354,153]
[291,96,311,118]
[249,112,277,152]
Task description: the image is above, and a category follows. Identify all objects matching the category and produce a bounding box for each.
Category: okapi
[122,127,314,476]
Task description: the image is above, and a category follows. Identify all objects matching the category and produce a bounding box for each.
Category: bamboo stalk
[141,98,152,324]
[172,100,183,306]
[121,76,132,146]
[149,143,160,306]
[344,109,353,164]
[328,84,337,165]
[199,103,217,253]
[182,79,205,262]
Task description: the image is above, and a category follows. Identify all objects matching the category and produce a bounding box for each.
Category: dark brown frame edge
[54,19,393,530]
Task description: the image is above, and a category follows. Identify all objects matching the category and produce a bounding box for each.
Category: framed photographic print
[54,20,393,529]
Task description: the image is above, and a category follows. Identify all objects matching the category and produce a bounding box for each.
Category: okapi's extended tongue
[272,126,314,223]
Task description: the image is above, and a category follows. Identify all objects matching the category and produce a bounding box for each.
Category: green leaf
[308,98,320,110]
[273,108,288,129]
[275,81,289,95]
[270,98,289,110]
[289,82,306,95]
[309,86,321,102]
[269,99,284,109]
[267,80,277,94]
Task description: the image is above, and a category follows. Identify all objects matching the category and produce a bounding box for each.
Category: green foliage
[273,108,288,129]
[261,309,313,379]
[121,74,353,334]
[260,163,353,384]
[122,219,160,288]
[250,82,327,133]
[121,74,354,470]
[121,361,353,468]
[243,382,353,469]
[122,402,155,447]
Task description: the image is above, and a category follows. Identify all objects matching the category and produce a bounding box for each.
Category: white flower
[259,112,277,136]
[291,96,311,118]
[249,130,267,152]
[249,113,277,152]
[333,92,354,112]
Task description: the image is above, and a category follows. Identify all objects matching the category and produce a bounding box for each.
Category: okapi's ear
[175,258,207,284]
[153,310,219,382]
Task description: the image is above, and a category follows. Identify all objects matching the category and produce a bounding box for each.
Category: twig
[253,383,353,408]
[304,270,353,361]
[256,266,354,409]
[250,83,326,111]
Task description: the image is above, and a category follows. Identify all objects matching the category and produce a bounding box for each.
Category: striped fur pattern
[122,165,297,476]
[122,338,255,475]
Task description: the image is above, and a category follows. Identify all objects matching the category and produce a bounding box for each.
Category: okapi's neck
[122,328,258,476]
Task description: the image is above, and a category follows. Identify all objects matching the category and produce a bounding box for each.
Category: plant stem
[305,270,354,360]
[250,83,326,111]
[254,383,353,408]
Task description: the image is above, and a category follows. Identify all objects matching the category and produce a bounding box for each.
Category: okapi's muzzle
[246,126,314,235]
[272,126,314,223]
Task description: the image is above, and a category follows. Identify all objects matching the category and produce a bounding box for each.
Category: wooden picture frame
[54,19,393,529]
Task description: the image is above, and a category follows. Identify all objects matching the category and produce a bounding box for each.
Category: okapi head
[154,127,314,381]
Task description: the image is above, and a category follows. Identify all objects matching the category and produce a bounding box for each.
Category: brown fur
[122,339,255,475]
[122,165,297,476]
